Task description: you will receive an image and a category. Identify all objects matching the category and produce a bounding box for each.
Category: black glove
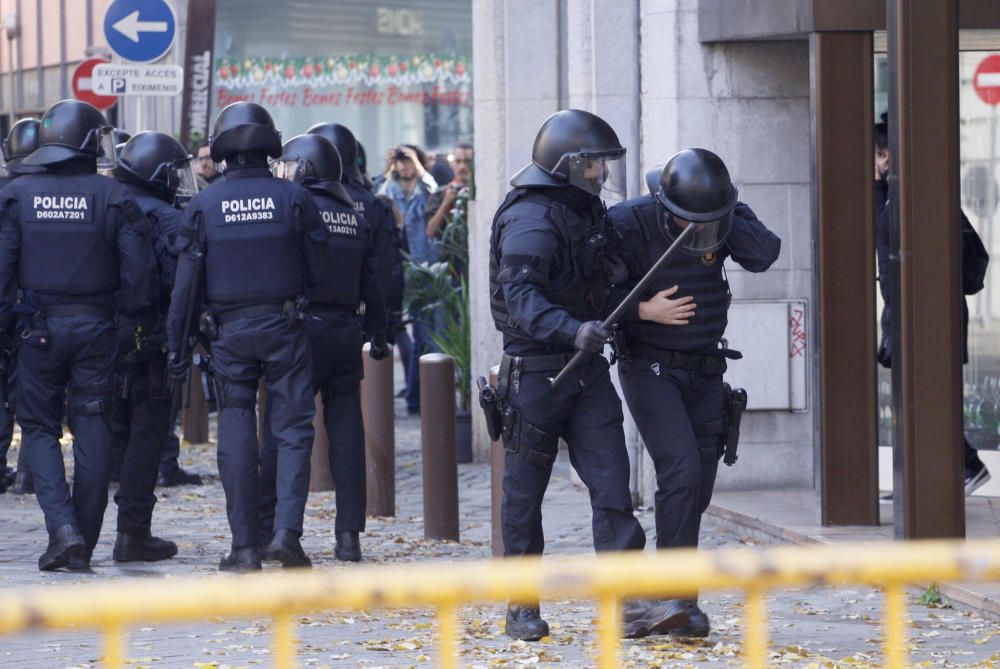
[369,335,390,361]
[166,352,190,383]
[574,321,610,354]
[606,253,628,286]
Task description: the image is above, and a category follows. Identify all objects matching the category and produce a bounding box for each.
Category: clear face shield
[657,202,734,255]
[270,157,308,183]
[171,158,199,199]
[94,126,119,171]
[555,150,628,203]
[0,141,9,178]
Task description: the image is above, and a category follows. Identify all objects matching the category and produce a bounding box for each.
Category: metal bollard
[489,365,504,557]
[310,393,334,491]
[419,353,459,541]
[182,353,209,443]
[362,343,395,517]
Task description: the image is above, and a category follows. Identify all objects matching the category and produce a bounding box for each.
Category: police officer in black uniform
[490,109,680,640]
[167,102,324,572]
[0,99,154,571]
[0,117,40,495]
[609,149,780,636]
[260,133,388,562]
[307,123,406,345]
[110,131,198,562]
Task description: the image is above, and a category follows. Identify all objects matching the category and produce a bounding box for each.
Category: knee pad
[215,378,257,410]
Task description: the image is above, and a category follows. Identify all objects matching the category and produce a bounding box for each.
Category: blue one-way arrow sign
[104,0,177,63]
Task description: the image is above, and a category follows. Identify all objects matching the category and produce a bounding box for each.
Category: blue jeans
[405,310,437,413]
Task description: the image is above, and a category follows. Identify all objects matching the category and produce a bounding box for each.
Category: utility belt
[212,297,308,329]
[617,337,741,376]
[43,304,114,320]
[308,303,358,318]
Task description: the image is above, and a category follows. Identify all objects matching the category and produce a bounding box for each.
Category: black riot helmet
[656,148,737,255]
[113,131,198,201]
[23,99,115,169]
[306,122,363,185]
[273,133,352,206]
[1,118,41,175]
[209,101,282,163]
[510,109,627,202]
[113,129,132,154]
[356,140,374,189]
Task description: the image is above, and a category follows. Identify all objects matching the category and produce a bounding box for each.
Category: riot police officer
[167,102,324,572]
[609,149,780,636]
[260,133,388,562]
[307,124,405,346]
[0,99,154,571]
[0,117,40,495]
[110,131,198,562]
[489,109,678,640]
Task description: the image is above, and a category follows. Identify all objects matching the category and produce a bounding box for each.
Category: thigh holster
[214,378,257,410]
[69,380,113,418]
[694,418,727,463]
[502,411,559,468]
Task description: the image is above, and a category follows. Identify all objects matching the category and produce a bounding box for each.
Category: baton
[549,223,697,388]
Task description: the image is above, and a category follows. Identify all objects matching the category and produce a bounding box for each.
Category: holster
[496,354,559,468]
[723,383,748,466]
[477,376,503,442]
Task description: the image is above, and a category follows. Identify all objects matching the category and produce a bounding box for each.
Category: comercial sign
[92,63,183,96]
[180,0,217,148]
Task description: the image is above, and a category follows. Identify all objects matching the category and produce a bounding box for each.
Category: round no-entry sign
[974,54,1000,106]
[72,58,118,111]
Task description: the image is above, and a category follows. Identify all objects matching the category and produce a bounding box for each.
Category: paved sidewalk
[1,391,999,667]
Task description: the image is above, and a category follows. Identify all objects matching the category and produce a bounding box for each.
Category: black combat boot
[113,532,178,562]
[673,599,711,637]
[157,467,203,487]
[505,605,550,641]
[219,546,262,572]
[38,524,86,571]
[262,529,312,568]
[67,547,94,573]
[622,598,689,638]
[334,531,361,562]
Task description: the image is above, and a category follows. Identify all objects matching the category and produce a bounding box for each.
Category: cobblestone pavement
[1,386,999,668]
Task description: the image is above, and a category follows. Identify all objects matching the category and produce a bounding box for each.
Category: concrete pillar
[470,0,561,461]
[566,0,641,198]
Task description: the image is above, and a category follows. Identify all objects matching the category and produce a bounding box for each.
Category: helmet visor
[658,204,733,255]
[172,159,200,199]
[95,127,119,170]
[558,151,627,202]
[271,158,307,183]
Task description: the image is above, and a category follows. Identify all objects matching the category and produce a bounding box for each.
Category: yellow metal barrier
[1,539,998,668]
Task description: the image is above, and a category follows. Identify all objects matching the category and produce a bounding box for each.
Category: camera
[393,147,407,161]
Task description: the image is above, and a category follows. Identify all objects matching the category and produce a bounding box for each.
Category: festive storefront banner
[215,53,471,90]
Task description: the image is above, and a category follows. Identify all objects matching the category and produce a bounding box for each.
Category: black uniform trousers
[260,311,366,541]
[618,358,725,550]
[18,314,116,550]
[211,312,314,549]
[0,358,18,470]
[501,354,645,557]
[158,430,182,479]
[112,342,172,536]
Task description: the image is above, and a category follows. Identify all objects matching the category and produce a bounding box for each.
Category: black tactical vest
[619,197,731,352]
[307,188,367,308]
[489,187,608,342]
[18,173,119,296]
[200,172,304,305]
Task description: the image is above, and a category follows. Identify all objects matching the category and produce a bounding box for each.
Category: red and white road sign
[974,55,1000,107]
[72,57,118,110]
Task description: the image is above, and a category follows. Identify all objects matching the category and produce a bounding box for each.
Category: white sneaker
[965,466,991,496]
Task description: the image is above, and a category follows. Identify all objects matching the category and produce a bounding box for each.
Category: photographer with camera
[377,144,438,414]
